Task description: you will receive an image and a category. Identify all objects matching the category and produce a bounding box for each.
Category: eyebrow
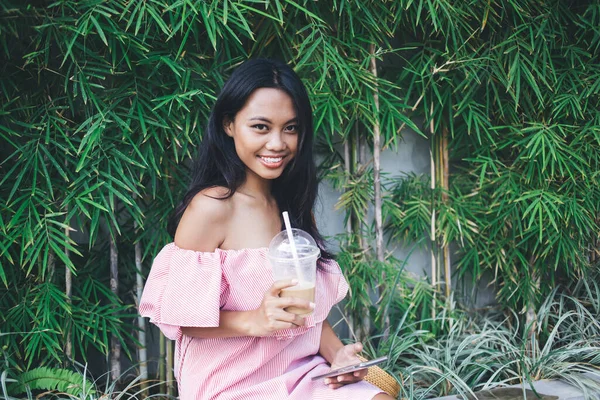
[248,116,298,124]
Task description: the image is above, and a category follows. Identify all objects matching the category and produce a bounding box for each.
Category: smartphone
[310,356,389,381]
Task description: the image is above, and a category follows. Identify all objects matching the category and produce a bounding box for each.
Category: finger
[345,342,362,356]
[269,279,298,296]
[324,375,357,389]
[336,373,360,383]
[272,310,305,327]
[269,321,295,331]
[290,314,305,327]
[276,296,315,311]
[354,368,368,379]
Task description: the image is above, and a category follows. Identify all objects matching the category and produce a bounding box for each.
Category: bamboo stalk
[525,267,539,354]
[442,128,451,299]
[369,43,389,337]
[344,140,352,237]
[64,156,72,361]
[159,333,166,393]
[47,251,55,282]
[359,134,368,170]
[370,44,384,268]
[430,102,437,320]
[356,124,370,340]
[344,136,354,336]
[135,234,148,393]
[355,122,365,252]
[167,340,175,396]
[110,236,121,382]
[65,210,72,361]
[44,150,55,284]
[345,129,359,338]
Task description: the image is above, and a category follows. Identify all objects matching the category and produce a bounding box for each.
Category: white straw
[282,211,303,281]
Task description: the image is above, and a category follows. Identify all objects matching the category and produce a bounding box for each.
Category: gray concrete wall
[314,128,497,319]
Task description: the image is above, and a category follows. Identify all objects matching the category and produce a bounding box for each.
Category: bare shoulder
[174,187,233,252]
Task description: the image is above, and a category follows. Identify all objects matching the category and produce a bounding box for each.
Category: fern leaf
[9,367,95,397]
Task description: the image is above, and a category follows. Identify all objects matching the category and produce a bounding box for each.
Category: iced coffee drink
[280,282,316,314]
[268,228,320,316]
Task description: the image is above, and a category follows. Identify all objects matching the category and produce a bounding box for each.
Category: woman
[139,59,394,399]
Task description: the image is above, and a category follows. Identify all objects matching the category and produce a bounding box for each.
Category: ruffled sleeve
[139,243,229,340]
[271,258,348,340]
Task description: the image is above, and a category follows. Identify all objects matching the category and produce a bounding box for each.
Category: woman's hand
[324,343,368,389]
[247,279,314,336]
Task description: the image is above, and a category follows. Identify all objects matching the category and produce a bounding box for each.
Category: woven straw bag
[357,355,400,398]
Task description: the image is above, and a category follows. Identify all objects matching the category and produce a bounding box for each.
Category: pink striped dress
[139,243,384,399]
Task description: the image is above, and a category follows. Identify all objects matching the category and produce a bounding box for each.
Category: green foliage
[8,367,95,397]
[1,365,173,399]
[0,0,421,369]
[322,0,600,333]
[357,280,600,398]
[392,0,600,314]
[1,0,599,388]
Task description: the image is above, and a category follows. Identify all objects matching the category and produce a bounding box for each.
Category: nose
[265,130,287,152]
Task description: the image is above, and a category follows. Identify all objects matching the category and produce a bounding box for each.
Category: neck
[238,170,272,201]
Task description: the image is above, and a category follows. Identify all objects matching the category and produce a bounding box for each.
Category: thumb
[353,342,363,354]
[345,342,362,356]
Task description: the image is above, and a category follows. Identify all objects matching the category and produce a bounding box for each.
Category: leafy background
[1,0,600,398]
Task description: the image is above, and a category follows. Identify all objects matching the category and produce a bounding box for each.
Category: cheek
[233,130,260,153]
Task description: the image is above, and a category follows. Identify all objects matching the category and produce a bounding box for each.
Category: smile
[259,156,283,163]
[258,156,285,168]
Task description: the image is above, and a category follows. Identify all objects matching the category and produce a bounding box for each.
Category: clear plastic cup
[268,228,320,316]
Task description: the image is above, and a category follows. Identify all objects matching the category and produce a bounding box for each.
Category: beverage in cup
[268,228,320,316]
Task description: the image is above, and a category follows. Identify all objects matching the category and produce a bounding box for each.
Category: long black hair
[169,59,333,260]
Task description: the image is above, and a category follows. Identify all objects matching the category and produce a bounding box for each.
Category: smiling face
[223,87,299,183]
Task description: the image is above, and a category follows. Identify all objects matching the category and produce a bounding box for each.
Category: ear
[223,117,234,137]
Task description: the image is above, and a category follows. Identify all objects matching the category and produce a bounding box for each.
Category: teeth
[260,157,283,164]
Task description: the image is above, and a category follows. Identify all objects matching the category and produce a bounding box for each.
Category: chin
[253,164,289,180]
[259,170,285,180]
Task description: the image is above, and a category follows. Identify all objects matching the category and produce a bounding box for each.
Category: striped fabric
[139,243,384,399]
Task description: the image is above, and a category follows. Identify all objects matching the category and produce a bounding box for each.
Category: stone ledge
[432,374,600,400]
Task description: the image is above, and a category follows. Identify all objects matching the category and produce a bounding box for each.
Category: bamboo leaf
[89,15,108,46]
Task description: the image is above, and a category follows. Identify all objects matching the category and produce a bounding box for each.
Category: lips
[258,155,285,168]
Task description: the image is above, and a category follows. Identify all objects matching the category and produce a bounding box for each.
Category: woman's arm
[182,280,313,338]
[182,310,254,338]
[319,320,344,364]
[172,190,312,339]
[318,320,367,389]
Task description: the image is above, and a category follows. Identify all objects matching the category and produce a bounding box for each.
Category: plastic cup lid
[268,228,320,260]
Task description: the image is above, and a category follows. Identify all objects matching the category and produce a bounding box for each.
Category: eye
[252,124,269,131]
[284,125,299,133]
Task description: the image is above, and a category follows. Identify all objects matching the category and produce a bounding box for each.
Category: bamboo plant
[1,2,599,397]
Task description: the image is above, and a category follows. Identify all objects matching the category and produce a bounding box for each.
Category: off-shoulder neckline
[166,243,340,272]
[170,242,269,254]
